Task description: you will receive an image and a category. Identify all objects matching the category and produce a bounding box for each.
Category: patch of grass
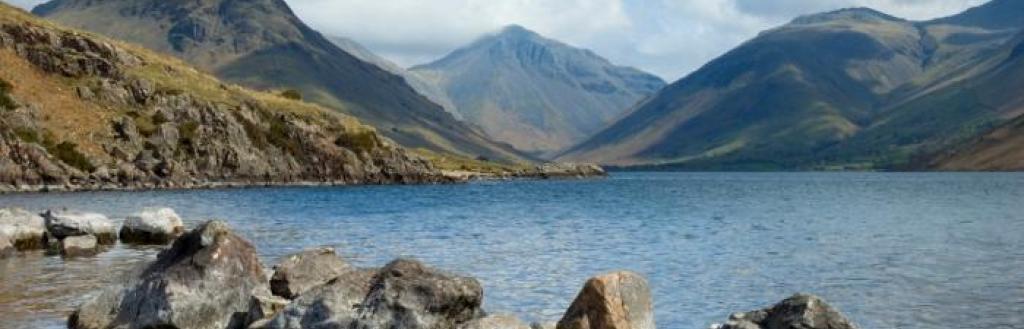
[268,116,303,156]
[131,112,158,137]
[178,120,199,144]
[151,112,169,125]
[13,127,40,144]
[279,89,302,101]
[335,130,379,152]
[0,77,16,111]
[47,141,95,173]
[232,111,269,150]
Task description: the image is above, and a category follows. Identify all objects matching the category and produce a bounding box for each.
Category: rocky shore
[0,206,859,329]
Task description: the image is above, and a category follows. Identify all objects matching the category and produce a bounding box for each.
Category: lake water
[1,172,1023,329]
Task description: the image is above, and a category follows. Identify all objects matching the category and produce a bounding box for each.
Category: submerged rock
[119,207,185,244]
[713,294,858,329]
[462,314,532,329]
[60,235,98,258]
[557,271,655,329]
[270,247,352,299]
[0,207,47,250]
[42,211,117,244]
[0,234,13,258]
[264,258,483,329]
[68,220,267,329]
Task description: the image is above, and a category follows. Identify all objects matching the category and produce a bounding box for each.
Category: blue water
[1,172,1023,329]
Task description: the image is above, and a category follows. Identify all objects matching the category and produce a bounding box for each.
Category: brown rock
[557,271,655,329]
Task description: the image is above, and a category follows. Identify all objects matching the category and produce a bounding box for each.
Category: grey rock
[0,207,46,250]
[717,294,858,329]
[119,207,185,244]
[271,247,352,299]
[557,271,655,329]
[42,210,117,244]
[531,322,557,329]
[263,267,378,329]
[246,290,291,327]
[462,314,531,329]
[60,235,98,258]
[68,220,267,329]
[0,234,14,258]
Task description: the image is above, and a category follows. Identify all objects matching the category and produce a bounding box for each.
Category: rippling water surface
[1,172,1023,329]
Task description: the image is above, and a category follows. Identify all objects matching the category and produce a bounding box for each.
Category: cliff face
[0,5,448,192]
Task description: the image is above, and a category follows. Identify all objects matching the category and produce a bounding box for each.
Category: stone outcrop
[712,294,858,329]
[68,220,267,329]
[119,207,185,244]
[42,210,117,244]
[60,235,98,257]
[270,247,352,299]
[557,271,655,329]
[462,314,532,329]
[0,207,46,249]
[260,267,378,329]
[0,16,450,193]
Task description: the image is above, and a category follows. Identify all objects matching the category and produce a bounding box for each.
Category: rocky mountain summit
[0,3,450,192]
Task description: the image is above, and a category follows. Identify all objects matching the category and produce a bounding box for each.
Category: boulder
[713,294,858,329]
[264,258,484,329]
[270,247,352,299]
[557,271,655,329]
[0,234,14,258]
[462,314,532,329]
[0,207,47,250]
[262,268,378,329]
[68,220,267,329]
[42,210,117,244]
[246,290,291,327]
[60,235,98,258]
[119,207,185,244]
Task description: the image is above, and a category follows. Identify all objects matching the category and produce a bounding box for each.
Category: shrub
[0,78,17,111]
[335,130,379,152]
[48,141,95,173]
[134,114,157,137]
[279,89,302,101]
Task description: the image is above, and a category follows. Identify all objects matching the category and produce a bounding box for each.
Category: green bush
[279,89,302,101]
[335,130,379,152]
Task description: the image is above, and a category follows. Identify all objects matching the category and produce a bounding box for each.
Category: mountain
[32,0,530,164]
[410,25,665,156]
[0,3,447,191]
[328,36,460,120]
[559,1,1024,169]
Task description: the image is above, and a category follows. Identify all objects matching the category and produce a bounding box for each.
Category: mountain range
[560,0,1024,170]
[33,0,530,164]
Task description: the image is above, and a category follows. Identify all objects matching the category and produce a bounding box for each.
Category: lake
[1,172,1023,329]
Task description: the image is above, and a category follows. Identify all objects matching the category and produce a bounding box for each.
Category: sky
[6,0,987,81]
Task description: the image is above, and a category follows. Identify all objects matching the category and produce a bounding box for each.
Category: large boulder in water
[270,247,352,299]
[557,271,655,329]
[713,294,858,329]
[42,210,117,244]
[263,258,484,329]
[68,220,267,329]
[0,207,46,250]
[119,207,185,244]
[60,235,99,258]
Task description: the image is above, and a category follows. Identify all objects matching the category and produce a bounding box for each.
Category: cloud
[4,0,986,80]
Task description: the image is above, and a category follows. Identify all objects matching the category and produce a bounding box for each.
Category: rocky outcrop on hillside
[0,18,449,192]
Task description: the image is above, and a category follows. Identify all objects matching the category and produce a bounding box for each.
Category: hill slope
[33,0,529,163]
[411,26,665,156]
[560,1,1024,170]
[0,3,447,191]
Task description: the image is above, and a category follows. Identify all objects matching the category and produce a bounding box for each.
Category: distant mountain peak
[790,7,904,25]
[929,0,1024,30]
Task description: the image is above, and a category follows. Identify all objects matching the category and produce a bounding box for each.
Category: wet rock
[462,314,532,329]
[60,235,98,258]
[262,267,378,329]
[0,207,46,250]
[68,220,267,329]
[531,322,558,329]
[557,271,655,329]
[119,207,185,244]
[42,210,117,244]
[270,247,352,299]
[713,294,858,329]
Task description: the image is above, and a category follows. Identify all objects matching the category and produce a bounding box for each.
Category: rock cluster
[57,218,860,329]
[0,21,450,193]
[0,207,187,258]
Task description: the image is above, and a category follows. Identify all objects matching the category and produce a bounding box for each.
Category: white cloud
[4,0,986,80]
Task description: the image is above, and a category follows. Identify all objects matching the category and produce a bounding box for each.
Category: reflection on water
[1,172,1023,329]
